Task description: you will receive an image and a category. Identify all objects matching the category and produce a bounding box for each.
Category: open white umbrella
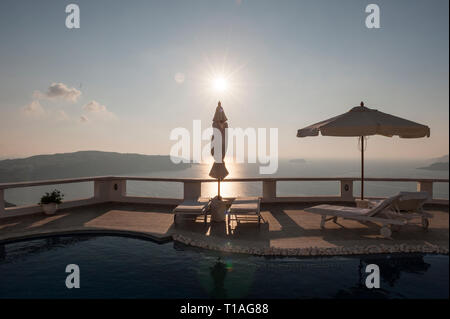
[297,102,430,200]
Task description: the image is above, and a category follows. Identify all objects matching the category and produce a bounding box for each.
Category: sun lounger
[368,191,432,228]
[305,194,411,238]
[173,197,211,225]
[228,197,262,226]
[370,191,430,211]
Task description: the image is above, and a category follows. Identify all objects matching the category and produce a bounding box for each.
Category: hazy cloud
[22,100,45,116]
[21,101,73,122]
[34,82,81,102]
[174,72,185,84]
[21,84,114,124]
[55,110,70,121]
[82,100,116,121]
[83,100,107,113]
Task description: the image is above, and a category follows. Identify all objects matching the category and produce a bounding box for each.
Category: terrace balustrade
[0,176,448,219]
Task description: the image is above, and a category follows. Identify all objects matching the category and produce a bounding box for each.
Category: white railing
[0,176,448,218]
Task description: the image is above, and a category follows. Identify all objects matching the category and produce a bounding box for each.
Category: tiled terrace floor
[0,202,448,254]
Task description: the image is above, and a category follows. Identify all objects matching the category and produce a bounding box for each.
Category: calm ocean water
[4,159,449,206]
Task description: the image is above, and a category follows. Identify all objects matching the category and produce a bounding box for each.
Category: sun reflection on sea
[201,162,261,198]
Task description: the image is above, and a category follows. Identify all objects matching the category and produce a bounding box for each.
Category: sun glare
[196,56,247,105]
[213,77,228,92]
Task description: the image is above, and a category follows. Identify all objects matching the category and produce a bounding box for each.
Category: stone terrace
[1,202,448,256]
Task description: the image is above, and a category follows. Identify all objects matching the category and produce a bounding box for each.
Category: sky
[0,0,448,160]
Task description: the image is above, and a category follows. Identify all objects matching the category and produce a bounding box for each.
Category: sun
[195,56,247,105]
[212,77,228,92]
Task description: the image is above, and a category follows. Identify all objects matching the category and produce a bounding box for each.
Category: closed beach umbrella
[209,101,229,198]
[297,102,430,200]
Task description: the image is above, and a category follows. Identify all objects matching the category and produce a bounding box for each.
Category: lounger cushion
[306,195,401,218]
[173,198,210,213]
[229,197,260,213]
[370,192,429,212]
[398,191,429,201]
[306,205,372,217]
[368,194,402,216]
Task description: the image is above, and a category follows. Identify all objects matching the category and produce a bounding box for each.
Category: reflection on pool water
[0,235,448,299]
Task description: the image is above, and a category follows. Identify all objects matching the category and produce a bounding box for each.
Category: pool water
[0,235,448,299]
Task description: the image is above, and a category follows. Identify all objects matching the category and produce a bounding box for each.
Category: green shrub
[39,189,64,205]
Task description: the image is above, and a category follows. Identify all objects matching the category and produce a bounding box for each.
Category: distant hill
[422,154,448,165]
[428,154,449,164]
[418,162,449,171]
[0,151,191,183]
[417,154,449,171]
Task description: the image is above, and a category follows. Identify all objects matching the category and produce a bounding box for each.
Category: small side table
[210,198,233,222]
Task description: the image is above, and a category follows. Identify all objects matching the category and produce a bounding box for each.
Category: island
[418,162,449,171]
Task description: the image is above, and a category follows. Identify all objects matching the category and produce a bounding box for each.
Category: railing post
[417,181,433,200]
[0,189,4,214]
[184,181,201,200]
[94,179,126,202]
[340,179,354,201]
[94,180,110,202]
[109,179,127,202]
[263,180,276,201]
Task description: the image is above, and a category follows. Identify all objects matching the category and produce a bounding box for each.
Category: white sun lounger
[368,191,432,228]
[228,197,262,226]
[370,191,430,212]
[305,194,410,238]
[173,197,211,225]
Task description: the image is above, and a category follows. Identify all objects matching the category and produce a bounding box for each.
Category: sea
[3,158,448,207]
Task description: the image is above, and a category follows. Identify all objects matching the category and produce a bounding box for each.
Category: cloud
[22,100,45,116]
[55,110,70,121]
[34,82,81,102]
[174,72,185,84]
[20,84,115,124]
[82,100,116,121]
[21,101,73,122]
[83,100,107,113]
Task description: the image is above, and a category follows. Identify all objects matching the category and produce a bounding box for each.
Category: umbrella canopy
[297,102,430,199]
[209,101,229,198]
[297,103,430,138]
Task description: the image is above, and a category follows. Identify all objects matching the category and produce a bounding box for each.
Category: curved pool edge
[2,228,448,258]
[171,233,450,257]
[0,229,172,245]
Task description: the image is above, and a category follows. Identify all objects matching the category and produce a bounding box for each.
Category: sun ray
[194,54,248,108]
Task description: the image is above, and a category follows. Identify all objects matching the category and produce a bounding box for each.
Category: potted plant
[39,189,64,215]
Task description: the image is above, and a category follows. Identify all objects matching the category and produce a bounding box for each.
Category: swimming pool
[0,235,448,299]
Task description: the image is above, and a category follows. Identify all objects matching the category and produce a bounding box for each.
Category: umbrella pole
[361,136,364,200]
[218,179,221,199]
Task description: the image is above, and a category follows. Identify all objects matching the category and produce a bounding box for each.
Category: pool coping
[1,228,448,257]
[0,229,172,245]
[171,233,449,256]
